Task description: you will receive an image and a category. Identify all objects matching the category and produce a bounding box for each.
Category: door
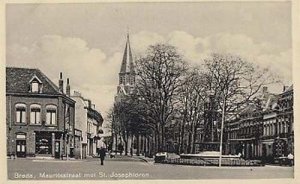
[55,141,60,159]
[82,144,87,159]
[16,140,26,157]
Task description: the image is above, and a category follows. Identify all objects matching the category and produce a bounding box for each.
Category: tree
[204,53,277,115]
[111,90,154,155]
[178,67,209,153]
[203,53,278,166]
[135,44,187,152]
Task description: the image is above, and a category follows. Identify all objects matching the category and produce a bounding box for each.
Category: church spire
[120,33,134,74]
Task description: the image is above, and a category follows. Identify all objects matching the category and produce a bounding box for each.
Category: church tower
[117,33,135,97]
[113,33,136,154]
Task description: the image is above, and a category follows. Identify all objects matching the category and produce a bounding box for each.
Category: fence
[157,158,263,166]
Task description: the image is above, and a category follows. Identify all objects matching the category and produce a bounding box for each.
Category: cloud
[131,31,165,55]
[130,31,292,84]
[7,31,292,123]
[7,35,120,121]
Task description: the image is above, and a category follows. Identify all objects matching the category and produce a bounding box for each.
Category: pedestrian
[99,147,106,165]
[97,138,107,165]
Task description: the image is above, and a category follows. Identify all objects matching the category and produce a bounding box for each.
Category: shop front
[35,131,63,158]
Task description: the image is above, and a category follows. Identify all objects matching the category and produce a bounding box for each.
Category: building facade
[261,85,293,162]
[6,67,75,159]
[71,91,103,159]
[225,85,294,162]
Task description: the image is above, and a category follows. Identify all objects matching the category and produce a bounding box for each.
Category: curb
[136,156,154,163]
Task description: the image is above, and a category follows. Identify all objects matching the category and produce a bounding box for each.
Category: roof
[263,94,279,111]
[283,84,293,93]
[120,34,135,74]
[6,67,61,95]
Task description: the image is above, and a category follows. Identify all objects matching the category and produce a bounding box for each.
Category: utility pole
[219,96,226,167]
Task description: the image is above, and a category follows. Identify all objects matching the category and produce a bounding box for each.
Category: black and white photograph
[2,0,298,182]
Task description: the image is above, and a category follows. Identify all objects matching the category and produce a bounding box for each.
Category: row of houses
[164,84,293,163]
[6,67,103,159]
[224,86,294,162]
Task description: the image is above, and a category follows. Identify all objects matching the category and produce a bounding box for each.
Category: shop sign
[16,134,26,139]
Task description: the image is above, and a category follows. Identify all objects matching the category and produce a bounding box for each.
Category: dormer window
[32,81,39,92]
[29,75,43,93]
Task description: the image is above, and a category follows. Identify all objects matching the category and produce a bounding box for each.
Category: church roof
[120,34,135,74]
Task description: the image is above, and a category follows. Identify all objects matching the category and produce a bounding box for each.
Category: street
[7,156,293,180]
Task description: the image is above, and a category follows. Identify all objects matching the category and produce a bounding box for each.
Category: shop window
[35,132,52,155]
[15,103,26,124]
[30,104,41,124]
[46,105,57,125]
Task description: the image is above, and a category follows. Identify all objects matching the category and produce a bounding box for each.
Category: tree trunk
[157,128,162,152]
[136,134,140,156]
[115,133,118,154]
[192,123,198,154]
[125,133,128,156]
[187,131,191,154]
[154,131,158,153]
[180,121,185,154]
[161,125,166,151]
[143,136,146,155]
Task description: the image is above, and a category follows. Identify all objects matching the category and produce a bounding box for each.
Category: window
[65,105,71,130]
[46,105,57,125]
[87,122,91,133]
[31,82,39,92]
[29,76,42,93]
[15,104,26,124]
[30,104,41,124]
[130,76,134,85]
[119,76,125,84]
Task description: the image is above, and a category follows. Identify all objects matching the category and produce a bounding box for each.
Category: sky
[6,2,292,125]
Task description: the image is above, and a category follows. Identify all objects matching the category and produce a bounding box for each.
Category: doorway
[16,140,26,157]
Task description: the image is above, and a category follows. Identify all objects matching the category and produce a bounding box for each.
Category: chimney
[66,78,70,96]
[59,72,64,93]
[73,91,81,97]
[283,85,288,92]
[262,86,268,94]
[88,100,92,109]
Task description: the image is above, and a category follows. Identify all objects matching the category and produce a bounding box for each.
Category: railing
[157,157,263,166]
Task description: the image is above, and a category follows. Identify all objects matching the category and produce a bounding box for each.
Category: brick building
[6,67,75,159]
[225,85,294,162]
[261,85,293,162]
[225,103,264,159]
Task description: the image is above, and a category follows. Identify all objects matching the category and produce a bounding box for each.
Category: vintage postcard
[1,0,299,183]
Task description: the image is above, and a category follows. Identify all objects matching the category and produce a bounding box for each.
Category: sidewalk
[7,153,155,163]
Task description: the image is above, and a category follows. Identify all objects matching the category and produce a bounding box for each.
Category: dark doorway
[16,140,26,157]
